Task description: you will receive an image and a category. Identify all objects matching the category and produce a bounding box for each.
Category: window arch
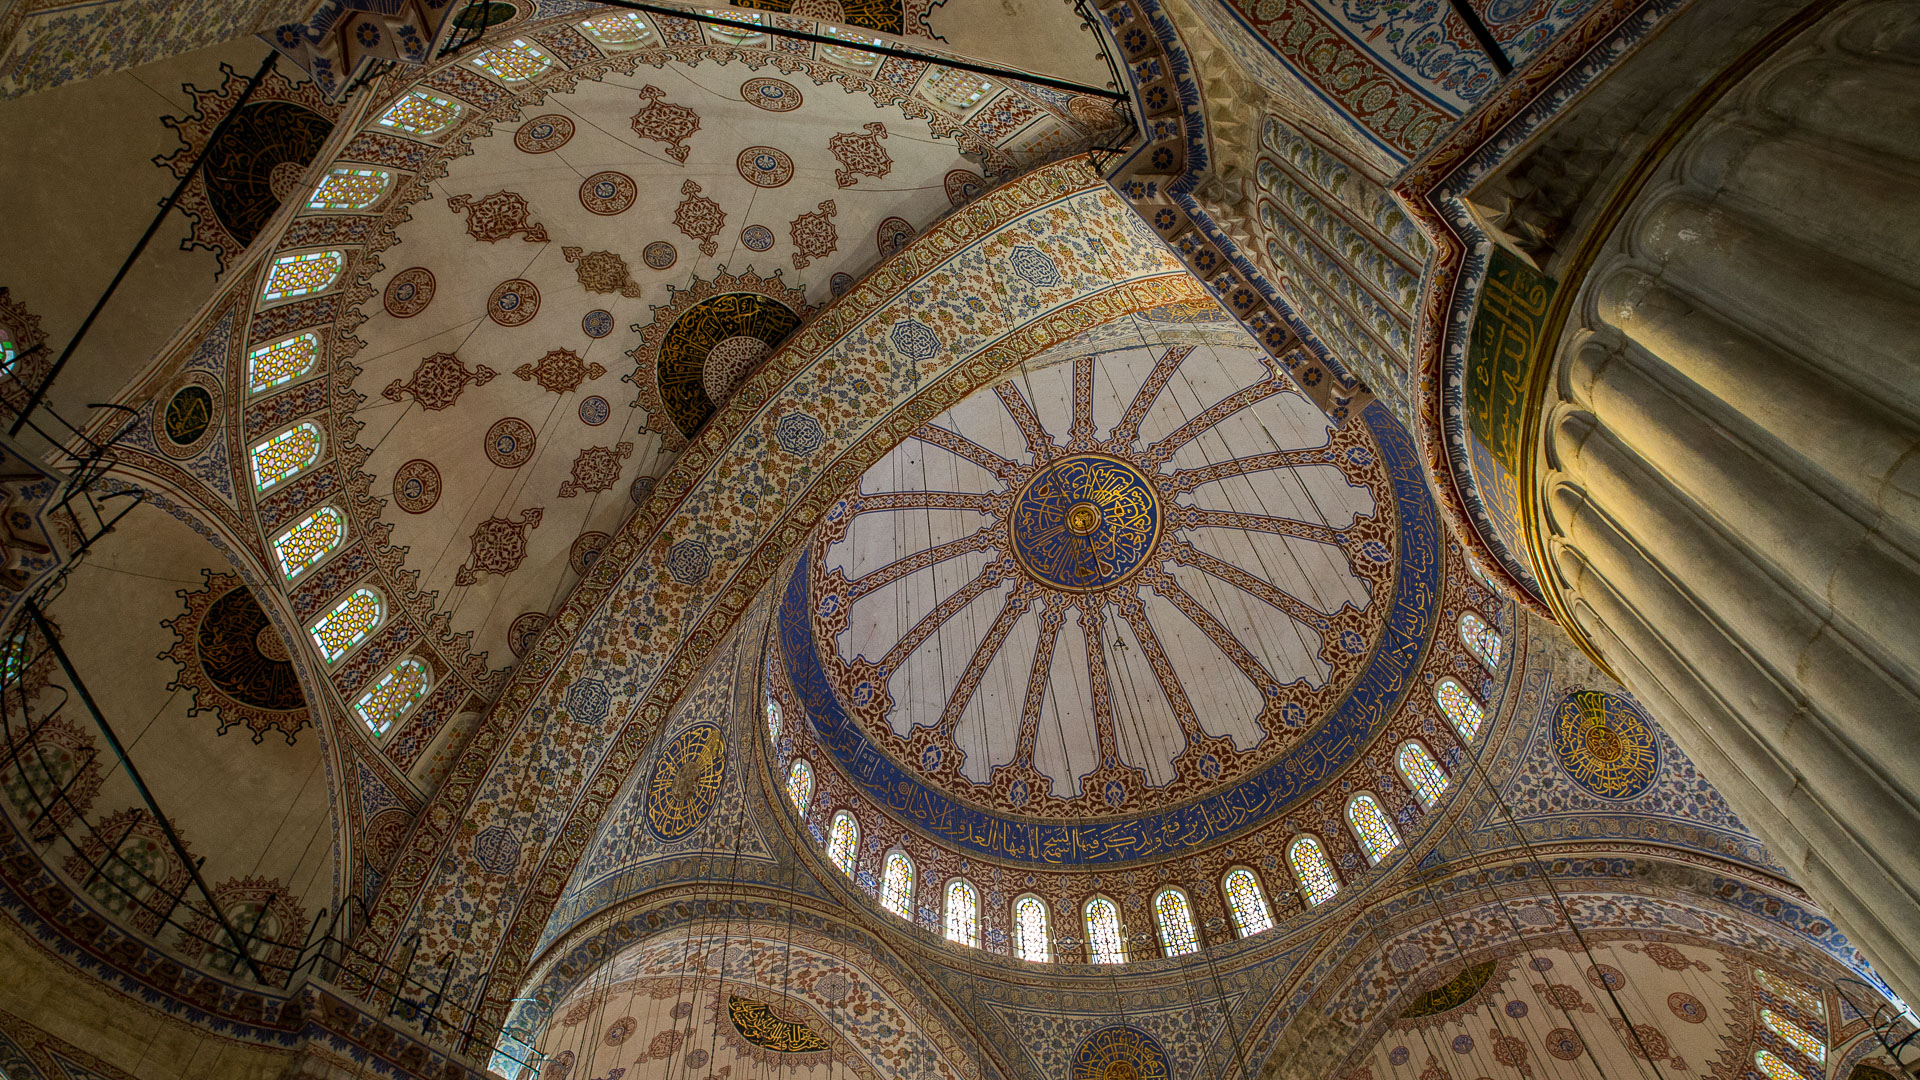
[247,332,319,394]
[468,38,552,82]
[1013,895,1049,962]
[944,878,979,947]
[308,167,392,211]
[826,811,858,875]
[250,422,324,493]
[786,759,813,812]
[1222,866,1275,937]
[703,9,767,45]
[260,251,344,302]
[309,588,382,663]
[1459,611,1501,669]
[1288,835,1340,907]
[274,506,345,580]
[579,11,655,47]
[1754,969,1825,1017]
[1084,896,1125,964]
[1153,887,1199,957]
[1753,1050,1809,1080]
[1759,1009,1824,1063]
[921,68,993,112]
[377,88,463,135]
[880,850,914,918]
[354,657,430,737]
[1346,793,1401,864]
[1434,678,1485,742]
[1395,740,1450,808]
[765,693,783,742]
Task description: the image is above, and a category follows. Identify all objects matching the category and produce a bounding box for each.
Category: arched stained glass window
[1759,1009,1824,1063]
[0,335,16,377]
[1222,867,1274,937]
[308,167,392,211]
[945,878,979,947]
[1435,678,1485,742]
[1460,611,1501,669]
[469,38,552,82]
[1467,557,1501,593]
[579,10,654,46]
[1755,969,1826,1017]
[922,68,993,111]
[787,759,813,812]
[260,251,344,302]
[880,851,914,918]
[251,423,322,493]
[247,332,319,394]
[701,8,766,44]
[274,506,344,580]
[1288,835,1339,907]
[1153,887,1199,957]
[377,89,463,136]
[309,588,381,663]
[819,25,881,68]
[827,811,858,875]
[354,657,430,737]
[765,693,783,742]
[1754,1050,1808,1080]
[1085,896,1125,964]
[1396,740,1450,808]
[1347,793,1401,864]
[1013,895,1049,962]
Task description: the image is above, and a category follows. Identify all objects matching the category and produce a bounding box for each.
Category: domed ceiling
[776,338,1466,868]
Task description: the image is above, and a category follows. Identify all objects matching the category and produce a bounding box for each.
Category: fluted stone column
[1535,0,1920,1005]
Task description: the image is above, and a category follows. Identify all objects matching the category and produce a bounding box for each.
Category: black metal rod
[9,49,280,437]
[584,0,1127,101]
[23,599,270,984]
[1446,0,1513,76]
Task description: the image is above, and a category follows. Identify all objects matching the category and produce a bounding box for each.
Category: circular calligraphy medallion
[570,531,608,576]
[1552,690,1658,799]
[642,240,677,270]
[578,395,610,426]
[392,459,441,513]
[515,114,574,153]
[160,377,219,458]
[741,77,802,111]
[579,170,636,215]
[740,224,774,251]
[484,417,536,468]
[736,146,794,189]
[1010,454,1161,592]
[508,611,547,658]
[645,722,726,840]
[1070,1027,1170,1080]
[383,267,436,318]
[582,309,613,338]
[487,279,540,327]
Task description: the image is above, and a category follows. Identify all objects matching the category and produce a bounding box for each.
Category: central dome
[782,340,1438,849]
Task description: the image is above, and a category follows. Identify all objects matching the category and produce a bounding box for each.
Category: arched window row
[468,38,552,83]
[354,656,430,737]
[247,332,319,394]
[1459,611,1501,669]
[251,422,324,494]
[377,88,463,136]
[826,811,858,875]
[1346,793,1401,864]
[1396,740,1450,807]
[274,505,345,581]
[880,850,914,919]
[310,587,382,664]
[765,692,783,743]
[1435,678,1485,742]
[260,250,344,303]
[1084,896,1125,964]
[308,167,392,211]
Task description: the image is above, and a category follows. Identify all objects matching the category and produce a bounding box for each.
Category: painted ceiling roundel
[785,340,1439,846]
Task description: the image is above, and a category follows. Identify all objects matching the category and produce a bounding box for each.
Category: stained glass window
[308,167,392,211]
[1754,1050,1808,1080]
[309,588,381,663]
[0,336,15,376]
[0,634,30,686]
[1460,611,1501,668]
[250,423,322,493]
[1153,887,1199,957]
[247,333,319,394]
[354,657,430,737]
[1396,740,1450,808]
[820,25,881,68]
[701,8,766,43]
[1222,867,1274,937]
[765,693,783,742]
[469,39,552,82]
[1755,969,1826,1017]
[881,851,914,918]
[274,506,344,580]
[260,251,344,302]
[922,68,993,110]
[1435,679,1485,742]
[1013,895,1049,962]
[827,811,858,875]
[1288,835,1339,907]
[945,878,979,947]
[1760,1009,1824,1062]
[1468,557,1501,593]
[787,759,813,812]
[1085,896,1125,964]
[377,89,463,136]
[1347,793,1400,864]
[579,11,654,46]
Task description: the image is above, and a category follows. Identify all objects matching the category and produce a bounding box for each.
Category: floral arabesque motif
[382,352,496,410]
[455,507,543,585]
